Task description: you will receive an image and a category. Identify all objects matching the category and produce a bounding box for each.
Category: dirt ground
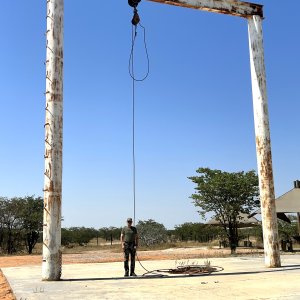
[0,246,264,299]
[0,270,15,300]
[0,247,264,268]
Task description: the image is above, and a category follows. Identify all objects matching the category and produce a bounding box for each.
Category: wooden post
[297,213,300,236]
[248,15,281,268]
[42,0,64,281]
[147,0,263,18]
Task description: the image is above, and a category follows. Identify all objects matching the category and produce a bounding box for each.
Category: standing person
[120,218,139,277]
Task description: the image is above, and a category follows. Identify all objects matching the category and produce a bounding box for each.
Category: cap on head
[127,218,133,223]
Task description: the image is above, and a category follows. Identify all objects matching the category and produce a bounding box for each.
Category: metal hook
[132,9,140,26]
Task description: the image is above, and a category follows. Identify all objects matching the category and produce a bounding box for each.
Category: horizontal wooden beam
[146,0,263,18]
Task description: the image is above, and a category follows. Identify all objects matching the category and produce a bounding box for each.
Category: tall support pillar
[248,15,281,268]
[42,0,64,281]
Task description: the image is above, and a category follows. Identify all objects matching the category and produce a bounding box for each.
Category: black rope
[136,252,150,273]
[136,252,224,278]
[129,22,150,226]
[131,25,136,225]
[127,9,224,279]
[128,7,152,273]
[129,23,150,82]
[141,265,224,277]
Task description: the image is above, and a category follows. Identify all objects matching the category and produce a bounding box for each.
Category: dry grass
[61,244,121,254]
[0,239,266,256]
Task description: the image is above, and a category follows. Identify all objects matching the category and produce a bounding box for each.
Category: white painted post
[297,213,300,236]
[248,15,281,268]
[42,0,64,281]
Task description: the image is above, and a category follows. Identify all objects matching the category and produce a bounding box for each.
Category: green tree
[189,168,260,253]
[61,227,98,246]
[108,227,122,243]
[277,215,298,240]
[0,197,23,254]
[0,196,43,254]
[174,222,224,242]
[98,227,110,240]
[61,228,73,246]
[136,219,167,247]
[174,222,203,241]
[19,196,43,254]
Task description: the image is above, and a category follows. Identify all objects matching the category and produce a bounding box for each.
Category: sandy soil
[0,270,15,300]
[0,247,263,268]
[0,247,263,299]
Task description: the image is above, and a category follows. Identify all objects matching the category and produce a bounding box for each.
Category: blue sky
[0,1,299,229]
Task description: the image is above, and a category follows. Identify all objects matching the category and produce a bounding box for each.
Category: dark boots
[124,263,136,277]
[130,266,136,276]
[124,261,129,277]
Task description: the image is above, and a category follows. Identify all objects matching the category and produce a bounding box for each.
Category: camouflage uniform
[122,225,137,275]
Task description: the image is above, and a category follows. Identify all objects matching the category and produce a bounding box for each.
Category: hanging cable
[129,4,150,225]
[129,23,150,82]
[131,24,137,225]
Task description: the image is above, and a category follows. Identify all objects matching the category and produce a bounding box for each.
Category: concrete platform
[2,255,300,300]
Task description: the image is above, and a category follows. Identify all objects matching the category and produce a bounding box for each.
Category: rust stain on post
[42,0,64,281]
[248,15,280,267]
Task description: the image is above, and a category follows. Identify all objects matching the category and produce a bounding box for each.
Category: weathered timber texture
[297,213,300,235]
[42,0,64,281]
[248,15,280,268]
[147,0,263,18]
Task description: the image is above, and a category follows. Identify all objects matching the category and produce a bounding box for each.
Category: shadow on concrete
[211,265,300,277]
[62,274,207,281]
[62,265,300,282]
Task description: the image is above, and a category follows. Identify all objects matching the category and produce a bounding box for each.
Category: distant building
[250,180,300,235]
